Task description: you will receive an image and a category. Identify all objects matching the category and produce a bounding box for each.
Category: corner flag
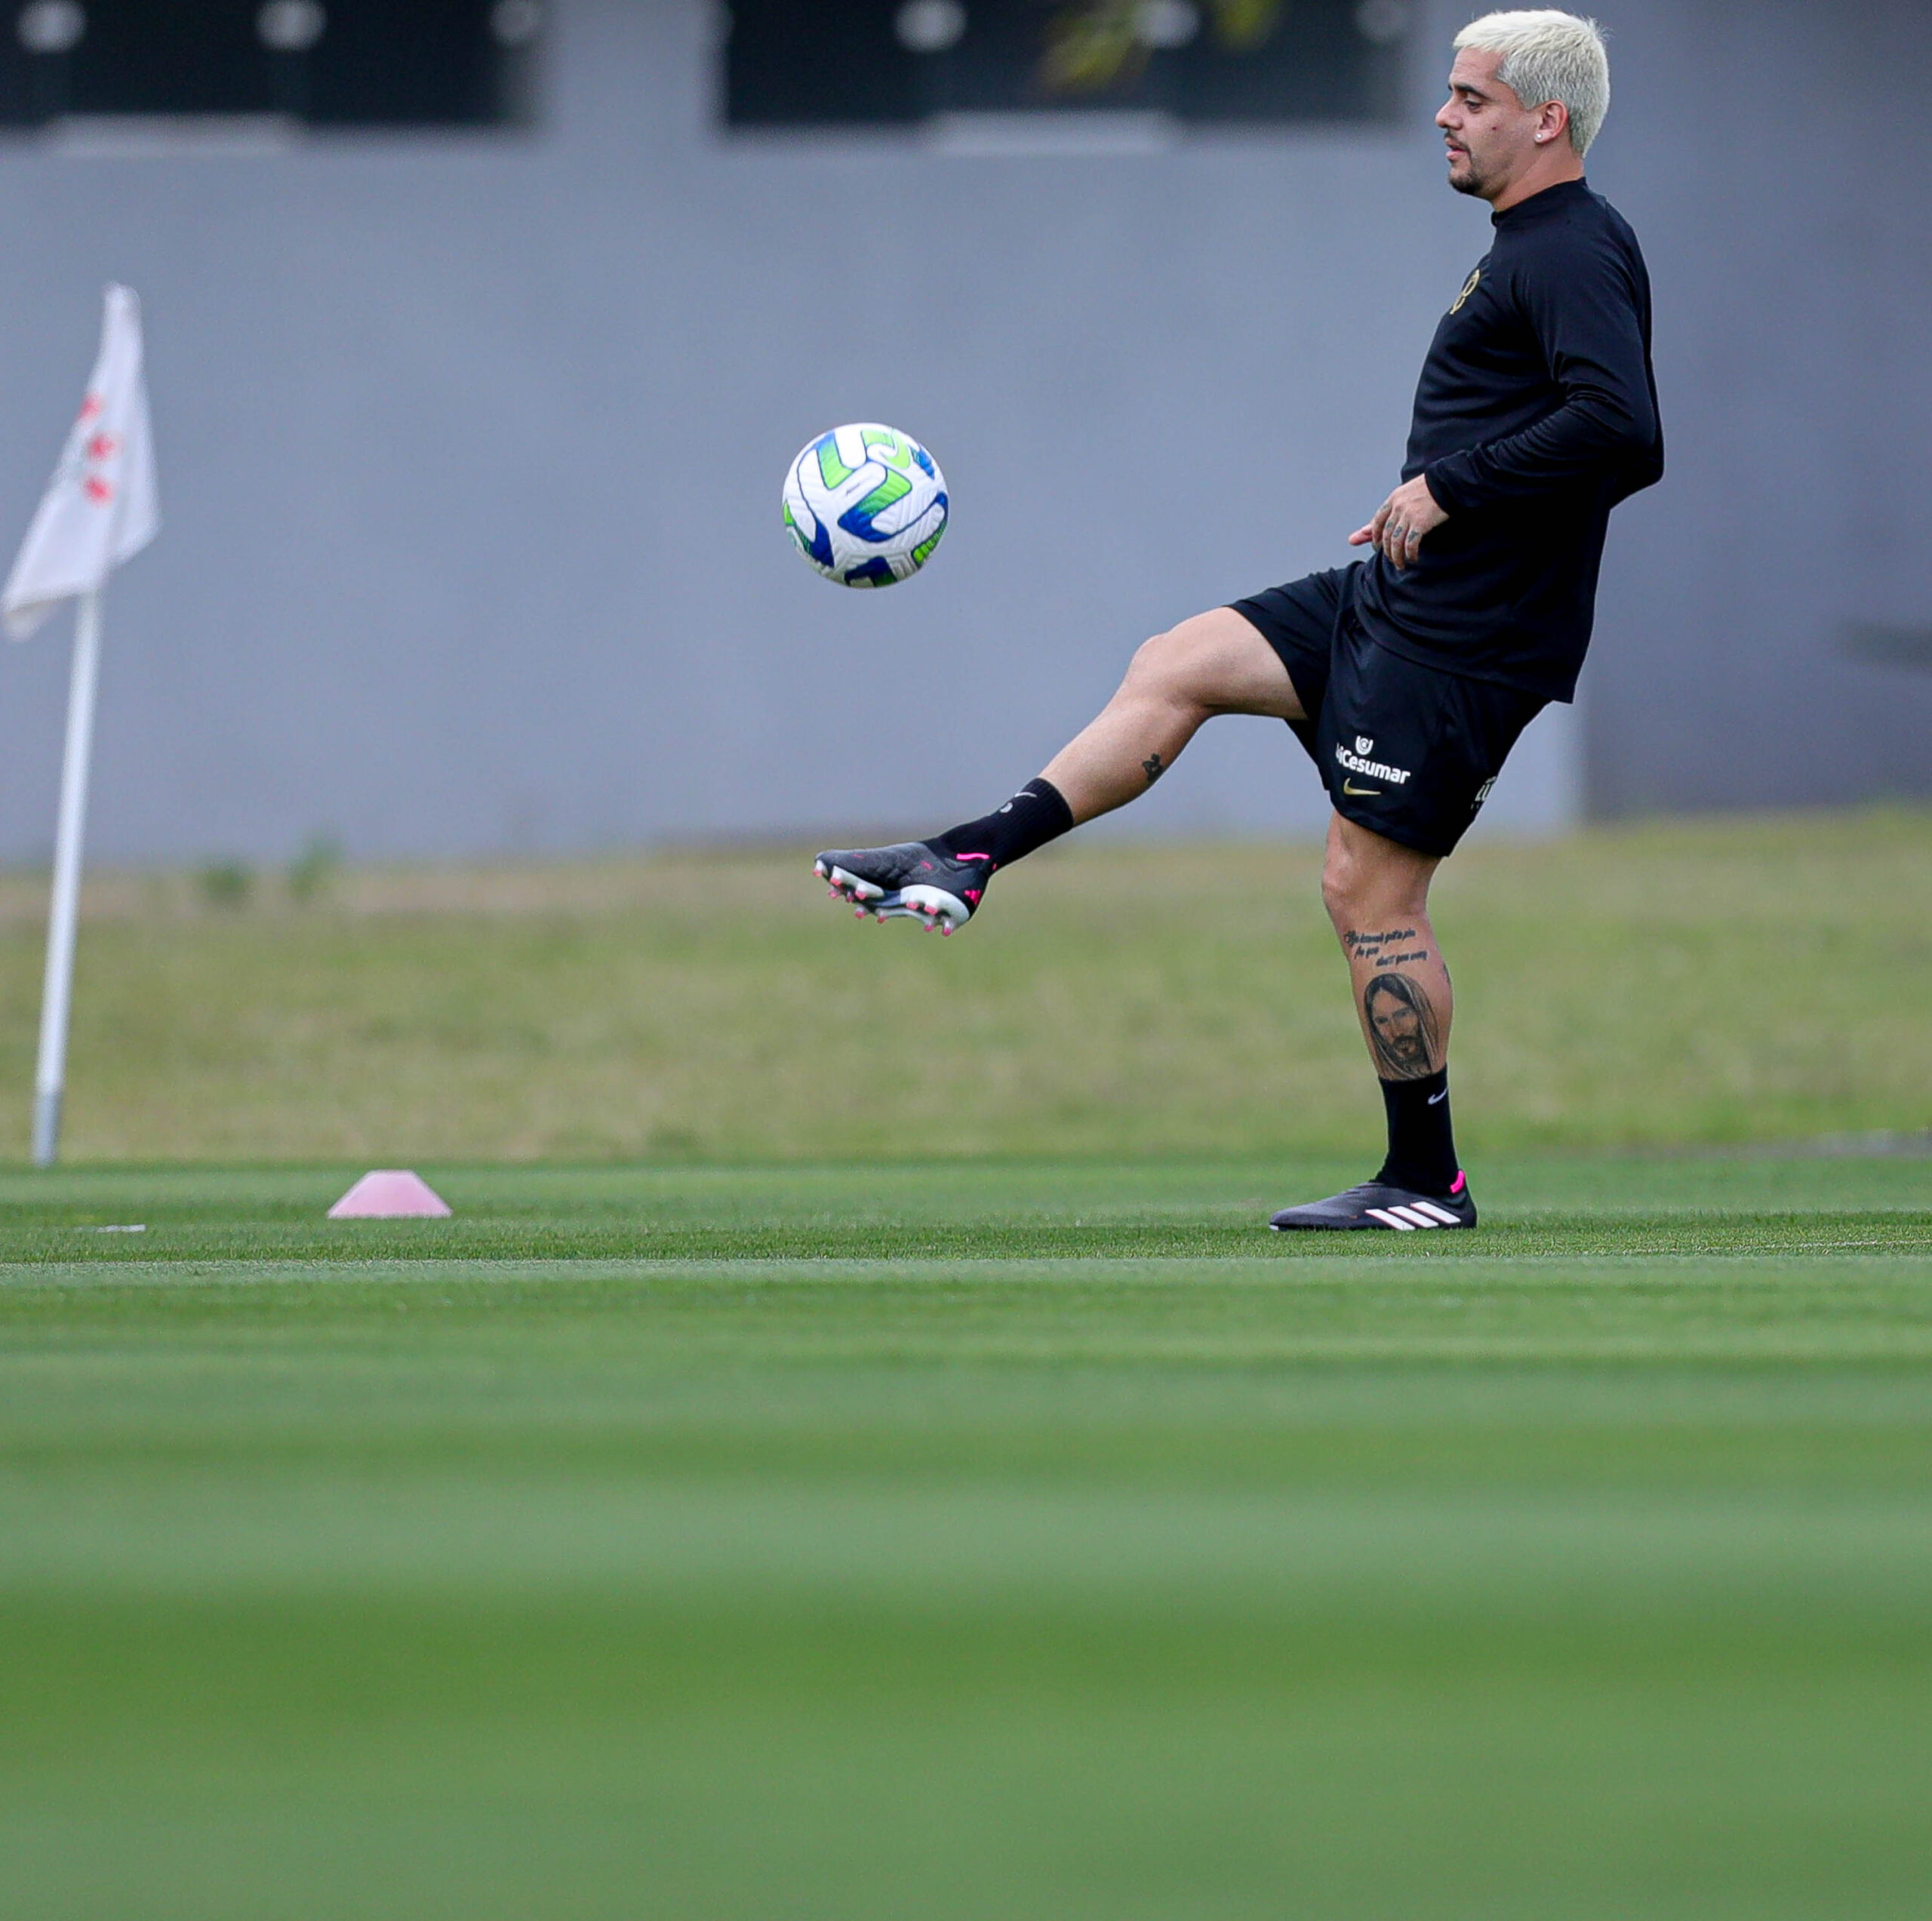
[5,285,158,637]
[4,285,160,1165]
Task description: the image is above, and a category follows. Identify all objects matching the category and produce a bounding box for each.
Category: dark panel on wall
[724,0,1409,128]
[0,0,542,126]
[723,0,919,126]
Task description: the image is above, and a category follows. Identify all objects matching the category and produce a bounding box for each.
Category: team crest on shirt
[1449,267,1481,313]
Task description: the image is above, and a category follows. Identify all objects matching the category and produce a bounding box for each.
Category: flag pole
[32,586,105,1167]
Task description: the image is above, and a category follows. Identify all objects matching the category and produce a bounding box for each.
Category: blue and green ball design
[782,423,948,588]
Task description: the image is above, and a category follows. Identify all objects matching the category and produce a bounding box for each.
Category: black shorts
[1230,565,1546,857]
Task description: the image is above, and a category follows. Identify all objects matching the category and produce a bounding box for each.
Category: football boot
[814,841,992,934]
[1269,1172,1477,1231]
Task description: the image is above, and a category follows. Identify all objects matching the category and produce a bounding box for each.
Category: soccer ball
[782,423,949,588]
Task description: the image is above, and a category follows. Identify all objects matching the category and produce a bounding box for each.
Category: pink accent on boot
[1449,1171,1466,1195]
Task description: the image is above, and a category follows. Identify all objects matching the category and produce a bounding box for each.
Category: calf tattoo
[1363,971,1441,1079]
[1343,928,1417,962]
[1141,752,1165,787]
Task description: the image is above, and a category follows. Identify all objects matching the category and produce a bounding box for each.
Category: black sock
[930,777,1074,872]
[1375,1067,1460,1196]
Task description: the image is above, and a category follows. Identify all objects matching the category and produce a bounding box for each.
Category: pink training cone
[327,1170,451,1219]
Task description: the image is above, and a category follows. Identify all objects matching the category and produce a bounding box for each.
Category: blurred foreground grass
[3,1160,1932,1920]
[0,809,1924,1162]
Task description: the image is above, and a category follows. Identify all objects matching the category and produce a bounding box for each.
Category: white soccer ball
[782,423,949,588]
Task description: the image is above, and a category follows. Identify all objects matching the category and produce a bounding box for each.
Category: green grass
[4,1157,1932,1919]
[1,810,1927,1161]
[2,814,1927,1912]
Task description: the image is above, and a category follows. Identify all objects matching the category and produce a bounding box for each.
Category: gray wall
[0,0,1921,867]
[1582,0,1932,814]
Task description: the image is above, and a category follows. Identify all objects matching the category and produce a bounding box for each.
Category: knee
[1322,833,1429,931]
[1123,626,1186,692]
[1320,845,1364,929]
[1119,623,1212,716]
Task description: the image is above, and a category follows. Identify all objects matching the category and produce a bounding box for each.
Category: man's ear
[1533,97,1571,146]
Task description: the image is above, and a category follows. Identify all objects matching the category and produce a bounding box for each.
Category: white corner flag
[5,286,158,640]
[3,285,159,1165]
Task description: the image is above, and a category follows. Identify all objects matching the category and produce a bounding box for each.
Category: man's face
[1436,47,1545,202]
[1369,988,1427,1067]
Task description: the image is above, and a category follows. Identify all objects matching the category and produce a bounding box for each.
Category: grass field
[1,811,1927,1161]
[2,815,1927,1913]
[5,1156,1932,1919]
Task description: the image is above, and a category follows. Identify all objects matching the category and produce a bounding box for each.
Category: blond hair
[1454,11,1611,157]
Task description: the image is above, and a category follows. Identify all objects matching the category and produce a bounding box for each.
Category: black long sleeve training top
[1353,177,1663,702]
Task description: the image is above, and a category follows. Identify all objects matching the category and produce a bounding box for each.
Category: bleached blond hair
[1454,11,1611,157]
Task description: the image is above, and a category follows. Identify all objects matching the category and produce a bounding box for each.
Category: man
[816,10,1661,1232]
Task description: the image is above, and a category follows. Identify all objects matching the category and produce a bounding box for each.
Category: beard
[1447,155,1493,197]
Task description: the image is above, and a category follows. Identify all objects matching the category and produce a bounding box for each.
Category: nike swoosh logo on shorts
[1342,780,1380,796]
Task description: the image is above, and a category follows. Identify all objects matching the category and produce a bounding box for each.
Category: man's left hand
[1349,475,1448,571]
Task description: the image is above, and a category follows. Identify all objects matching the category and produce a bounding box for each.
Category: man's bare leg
[1319,811,1451,1080]
[816,608,1301,928]
[1270,811,1472,1228]
[1041,608,1306,822]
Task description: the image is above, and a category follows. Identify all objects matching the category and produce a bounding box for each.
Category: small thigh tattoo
[1142,752,1165,787]
[1363,970,1441,1078]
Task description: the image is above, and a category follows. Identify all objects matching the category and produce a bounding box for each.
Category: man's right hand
[1350,473,1449,571]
